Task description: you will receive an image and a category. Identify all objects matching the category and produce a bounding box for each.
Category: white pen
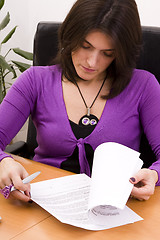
[11,171,41,192]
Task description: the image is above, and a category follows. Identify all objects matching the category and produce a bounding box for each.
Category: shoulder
[118,69,160,104]
[131,69,159,86]
[126,69,159,94]
[14,64,62,87]
[130,69,160,105]
[24,64,62,78]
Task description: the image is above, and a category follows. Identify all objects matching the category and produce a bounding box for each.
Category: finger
[129,177,136,184]
[10,189,31,202]
[0,179,12,189]
[21,171,29,180]
[130,195,146,201]
[12,174,30,192]
[0,173,13,188]
[12,180,30,193]
[132,182,155,195]
[131,194,150,201]
[24,189,31,198]
[130,173,144,185]
[130,169,150,185]
[131,185,153,200]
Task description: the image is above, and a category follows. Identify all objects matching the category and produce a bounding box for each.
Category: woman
[0,0,160,202]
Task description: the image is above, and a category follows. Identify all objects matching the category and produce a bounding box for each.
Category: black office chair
[5,22,160,167]
[137,26,160,167]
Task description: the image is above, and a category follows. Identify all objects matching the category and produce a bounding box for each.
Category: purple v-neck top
[0,65,160,184]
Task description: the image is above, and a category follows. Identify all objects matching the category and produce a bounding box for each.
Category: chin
[79,75,94,81]
[77,71,95,81]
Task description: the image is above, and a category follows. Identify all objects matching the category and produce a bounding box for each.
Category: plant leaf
[0,12,10,30]
[0,55,15,74]
[1,26,17,44]
[5,82,13,86]
[0,67,3,103]
[13,48,33,60]
[0,89,3,103]
[8,66,17,79]
[12,60,31,72]
[0,0,5,10]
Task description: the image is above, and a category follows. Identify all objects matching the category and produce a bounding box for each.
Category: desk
[0,155,160,240]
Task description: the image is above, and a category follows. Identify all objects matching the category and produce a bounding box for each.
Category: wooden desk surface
[0,155,160,240]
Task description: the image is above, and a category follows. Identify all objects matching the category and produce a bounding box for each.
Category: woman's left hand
[129,168,158,201]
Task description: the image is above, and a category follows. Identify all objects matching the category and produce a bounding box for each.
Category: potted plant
[0,0,33,103]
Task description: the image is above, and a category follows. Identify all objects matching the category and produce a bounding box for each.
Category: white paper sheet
[31,174,142,230]
[31,142,143,230]
[89,142,143,210]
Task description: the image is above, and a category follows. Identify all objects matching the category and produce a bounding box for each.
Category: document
[31,142,143,230]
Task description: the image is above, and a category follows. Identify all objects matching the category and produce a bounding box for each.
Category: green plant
[0,0,33,103]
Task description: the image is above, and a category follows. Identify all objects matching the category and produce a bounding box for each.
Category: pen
[11,171,41,192]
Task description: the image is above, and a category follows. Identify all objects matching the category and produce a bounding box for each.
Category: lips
[81,65,96,73]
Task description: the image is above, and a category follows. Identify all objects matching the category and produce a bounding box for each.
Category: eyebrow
[84,40,115,51]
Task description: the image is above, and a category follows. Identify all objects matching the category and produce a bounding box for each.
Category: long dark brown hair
[54,0,142,99]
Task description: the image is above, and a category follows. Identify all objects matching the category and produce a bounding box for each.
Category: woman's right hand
[0,157,31,202]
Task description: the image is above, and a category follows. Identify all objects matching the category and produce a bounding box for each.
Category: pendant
[79,114,99,126]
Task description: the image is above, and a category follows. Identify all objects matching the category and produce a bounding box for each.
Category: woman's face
[71,30,115,82]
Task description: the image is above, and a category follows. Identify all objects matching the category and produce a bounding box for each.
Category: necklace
[75,78,106,126]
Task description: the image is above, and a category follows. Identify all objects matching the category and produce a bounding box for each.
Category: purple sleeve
[0,67,37,161]
[139,74,160,185]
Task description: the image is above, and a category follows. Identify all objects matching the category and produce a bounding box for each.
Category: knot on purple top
[77,138,91,177]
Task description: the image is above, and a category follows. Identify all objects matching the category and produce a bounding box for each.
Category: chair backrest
[137,26,160,167]
[26,22,61,158]
[33,22,61,66]
[30,22,160,166]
